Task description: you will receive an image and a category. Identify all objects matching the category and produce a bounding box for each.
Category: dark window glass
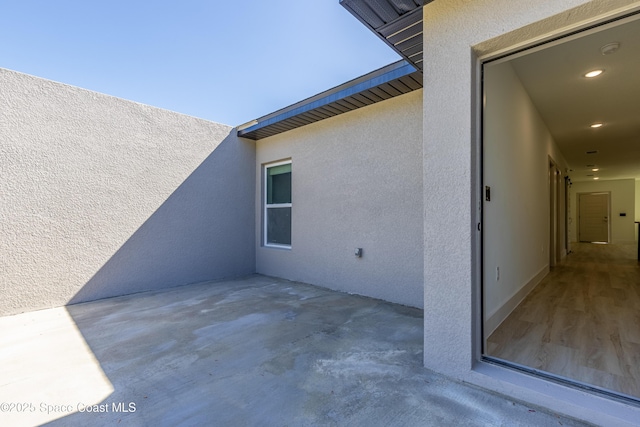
[267,164,291,204]
[266,207,291,245]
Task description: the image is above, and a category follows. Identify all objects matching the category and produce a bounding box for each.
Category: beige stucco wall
[422,0,640,425]
[1,68,256,316]
[254,90,423,308]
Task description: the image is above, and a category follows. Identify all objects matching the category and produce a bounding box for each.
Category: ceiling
[506,15,640,183]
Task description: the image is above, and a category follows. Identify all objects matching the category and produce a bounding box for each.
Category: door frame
[473,4,640,417]
[548,157,563,266]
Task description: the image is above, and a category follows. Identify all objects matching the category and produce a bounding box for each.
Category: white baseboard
[485,265,549,337]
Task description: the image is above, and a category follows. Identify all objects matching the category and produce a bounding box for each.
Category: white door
[578,193,609,242]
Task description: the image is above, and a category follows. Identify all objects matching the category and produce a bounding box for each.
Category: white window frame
[264,159,292,249]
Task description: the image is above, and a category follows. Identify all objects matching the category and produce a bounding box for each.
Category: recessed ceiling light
[594,177,600,180]
[590,123,603,128]
[584,69,604,78]
[592,168,599,171]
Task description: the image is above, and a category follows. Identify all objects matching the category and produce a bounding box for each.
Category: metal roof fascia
[378,6,424,37]
[237,61,417,138]
[340,0,386,28]
[340,0,426,69]
[340,0,409,62]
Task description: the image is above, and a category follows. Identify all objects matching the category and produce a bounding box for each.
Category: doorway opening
[482,12,640,401]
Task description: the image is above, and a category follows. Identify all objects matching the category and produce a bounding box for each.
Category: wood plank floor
[487,242,640,399]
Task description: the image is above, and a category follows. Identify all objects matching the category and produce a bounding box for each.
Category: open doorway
[482,13,640,400]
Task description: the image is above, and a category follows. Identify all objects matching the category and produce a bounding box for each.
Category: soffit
[340,0,431,71]
[237,60,422,140]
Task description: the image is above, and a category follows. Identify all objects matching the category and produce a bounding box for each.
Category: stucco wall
[0,68,256,316]
[254,90,423,308]
[422,0,640,425]
[482,60,569,334]
[569,179,635,243]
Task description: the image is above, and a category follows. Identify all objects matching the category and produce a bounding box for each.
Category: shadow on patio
[2,275,589,426]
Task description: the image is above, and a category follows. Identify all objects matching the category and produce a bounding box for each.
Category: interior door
[578,193,609,242]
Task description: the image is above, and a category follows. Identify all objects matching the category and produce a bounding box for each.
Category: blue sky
[0,1,400,126]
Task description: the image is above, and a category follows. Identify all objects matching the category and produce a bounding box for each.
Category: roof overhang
[237,60,422,140]
[340,0,429,71]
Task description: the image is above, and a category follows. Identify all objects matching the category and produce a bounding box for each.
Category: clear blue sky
[0,1,400,126]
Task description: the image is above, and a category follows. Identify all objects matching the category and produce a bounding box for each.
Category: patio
[0,275,588,426]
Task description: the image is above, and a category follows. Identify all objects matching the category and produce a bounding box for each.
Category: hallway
[487,243,640,399]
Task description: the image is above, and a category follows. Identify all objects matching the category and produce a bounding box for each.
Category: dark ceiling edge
[237,60,421,140]
[339,0,429,69]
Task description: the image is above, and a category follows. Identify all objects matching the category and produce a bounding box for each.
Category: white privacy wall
[422,0,640,425]
[254,90,423,308]
[570,179,635,243]
[482,60,568,334]
[0,68,256,316]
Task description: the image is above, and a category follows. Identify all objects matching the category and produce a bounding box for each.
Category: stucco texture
[0,68,256,316]
[254,90,423,308]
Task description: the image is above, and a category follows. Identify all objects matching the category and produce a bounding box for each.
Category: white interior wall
[1,68,256,316]
[482,61,568,334]
[569,179,635,243]
[254,90,423,308]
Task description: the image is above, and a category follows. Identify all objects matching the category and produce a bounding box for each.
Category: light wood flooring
[487,242,640,399]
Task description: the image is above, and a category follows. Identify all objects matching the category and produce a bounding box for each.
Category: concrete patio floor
[0,275,590,426]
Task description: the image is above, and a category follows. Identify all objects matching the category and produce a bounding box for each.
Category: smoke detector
[601,42,620,55]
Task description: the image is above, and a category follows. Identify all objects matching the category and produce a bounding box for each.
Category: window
[264,160,291,248]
